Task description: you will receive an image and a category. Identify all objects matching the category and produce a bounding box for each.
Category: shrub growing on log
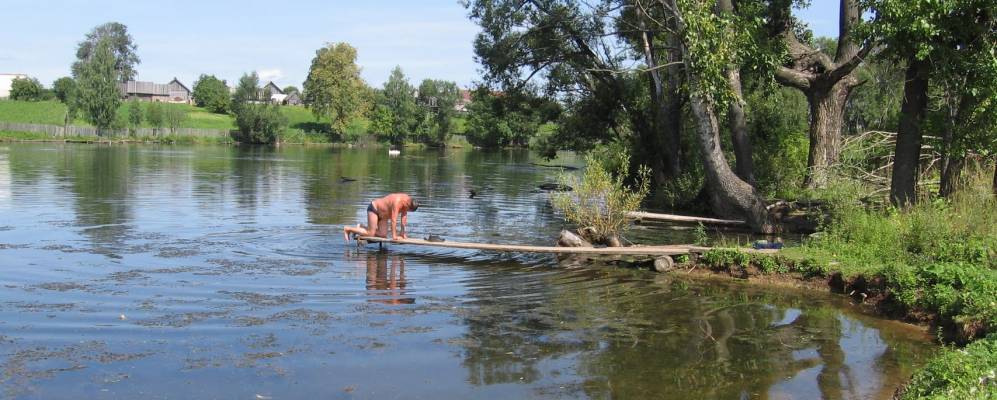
[551,153,650,246]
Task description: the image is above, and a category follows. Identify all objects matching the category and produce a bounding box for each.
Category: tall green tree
[126,99,143,134]
[767,0,873,188]
[146,102,164,133]
[75,38,121,132]
[192,74,230,113]
[164,106,189,135]
[862,0,997,205]
[52,77,77,104]
[303,43,369,133]
[72,22,140,82]
[9,77,43,101]
[232,72,288,144]
[664,0,775,232]
[466,87,559,148]
[467,0,686,184]
[415,79,461,146]
[376,66,418,144]
[52,77,79,126]
[282,85,299,95]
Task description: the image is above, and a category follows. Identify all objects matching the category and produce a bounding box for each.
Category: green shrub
[9,77,45,101]
[551,153,650,243]
[753,255,780,274]
[901,335,997,399]
[794,258,829,278]
[700,249,750,270]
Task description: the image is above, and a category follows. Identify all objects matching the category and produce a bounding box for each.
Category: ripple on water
[0,144,937,399]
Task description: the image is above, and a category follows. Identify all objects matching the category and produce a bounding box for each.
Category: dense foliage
[465,87,559,149]
[370,66,418,145]
[192,74,230,114]
[303,43,369,135]
[232,72,288,144]
[551,153,650,244]
[71,22,140,82]
[126,99,142,133]
[74,38,121,131]
[9,77,45,101]
[414,79,460,146]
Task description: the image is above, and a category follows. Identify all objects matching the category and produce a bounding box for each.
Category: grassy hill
[0,100,328,131]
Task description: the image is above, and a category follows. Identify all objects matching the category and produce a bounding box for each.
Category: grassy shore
[0,100,327,131]
[0,130,236,144]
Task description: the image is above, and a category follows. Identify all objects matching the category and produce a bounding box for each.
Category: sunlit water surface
[0,143,935,399]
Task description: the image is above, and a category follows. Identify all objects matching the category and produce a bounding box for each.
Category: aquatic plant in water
[551,153,650,245]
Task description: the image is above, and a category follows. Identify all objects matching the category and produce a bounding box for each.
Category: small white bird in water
[388,148,401,156]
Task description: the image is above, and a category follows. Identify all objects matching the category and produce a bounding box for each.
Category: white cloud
[258,68,283,83]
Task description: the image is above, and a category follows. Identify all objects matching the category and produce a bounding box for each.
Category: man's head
[408,199,419,212]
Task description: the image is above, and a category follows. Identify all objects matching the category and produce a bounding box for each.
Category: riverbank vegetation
[458,0,997,395]
[552,153,650,246]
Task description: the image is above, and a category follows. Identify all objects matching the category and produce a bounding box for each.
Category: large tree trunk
[661,39,685,178]
[803,78,854,188]
[939,90,972,198]
[939,156,964,198]
[727,69,754,184]
[688,91,774,233]
[683,68,774,232]
[890,57,930,207]
[718,0,754,184]
[634,15,680,183]
[633,13,681,185]
[771,0,869,189]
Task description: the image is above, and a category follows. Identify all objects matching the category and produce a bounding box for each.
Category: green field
[0,100,329,131]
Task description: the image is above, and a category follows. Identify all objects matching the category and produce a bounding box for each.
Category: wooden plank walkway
[626,211,747,227]
[358,236,775,256]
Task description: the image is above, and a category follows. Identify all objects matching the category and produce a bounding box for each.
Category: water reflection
[0,143,933,399]
[454,268,928,399]
[363,252,413,305]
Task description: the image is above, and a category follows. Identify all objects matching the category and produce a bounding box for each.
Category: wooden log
[357,236,778,256]
[359,236,695,256]
[627,211,747,226]
[557,230,591,247]
[653,256,675,273]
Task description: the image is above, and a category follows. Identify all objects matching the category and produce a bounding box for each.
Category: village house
[284,91,303,106]
[455,89,473,112]
[119,78,191,104]
[253,81,303,106]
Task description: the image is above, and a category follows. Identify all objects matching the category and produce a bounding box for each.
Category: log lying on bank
[626,211,747,227]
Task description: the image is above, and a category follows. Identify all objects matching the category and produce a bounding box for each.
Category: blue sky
[0,0,838,89]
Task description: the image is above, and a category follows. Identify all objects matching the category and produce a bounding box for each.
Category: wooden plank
[359,236,694,255]
[357,237,777,256]
[627,211,747,226]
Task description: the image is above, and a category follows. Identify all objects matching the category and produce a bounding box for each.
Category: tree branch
[774,66,812,90]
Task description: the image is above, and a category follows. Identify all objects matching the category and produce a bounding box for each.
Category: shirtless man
[343,193,419,242]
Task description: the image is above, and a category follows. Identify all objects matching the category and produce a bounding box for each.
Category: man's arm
[400,212,408,239]
[390,207,399,239]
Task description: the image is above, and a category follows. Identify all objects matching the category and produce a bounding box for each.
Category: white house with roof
[0,73,29,99]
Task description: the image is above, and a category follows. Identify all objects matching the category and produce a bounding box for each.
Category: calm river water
[0,143,934,399]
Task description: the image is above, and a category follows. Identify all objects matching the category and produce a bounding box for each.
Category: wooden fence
[0,122,232,138]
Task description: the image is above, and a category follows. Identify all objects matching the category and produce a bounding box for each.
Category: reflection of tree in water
[364,252,413,305]
[63,146,135,248]
[454,268,912,398]
[578,282,911,399]
[302,147,376,225]
[230,146,280,215]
